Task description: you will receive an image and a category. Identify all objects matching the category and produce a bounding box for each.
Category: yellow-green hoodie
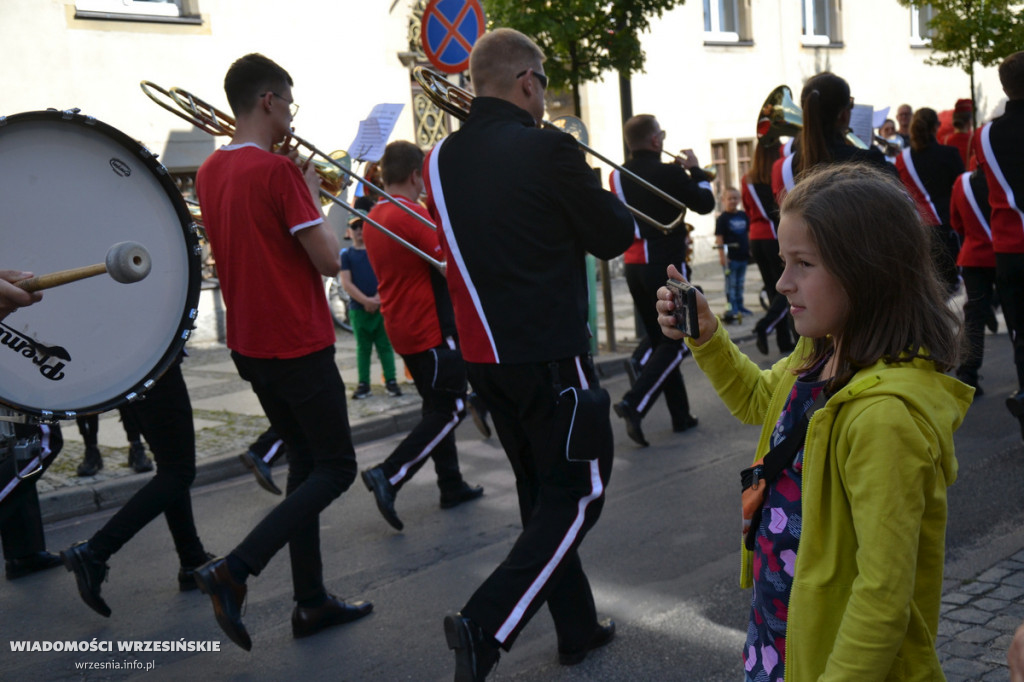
[688,325,973,681]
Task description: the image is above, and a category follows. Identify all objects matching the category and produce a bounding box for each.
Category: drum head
[0,110,200,420]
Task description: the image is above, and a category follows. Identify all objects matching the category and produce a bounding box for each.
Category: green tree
[897,0,1024,124]
[481,0,686,116]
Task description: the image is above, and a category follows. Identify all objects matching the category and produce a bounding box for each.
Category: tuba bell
[756,84,868,150]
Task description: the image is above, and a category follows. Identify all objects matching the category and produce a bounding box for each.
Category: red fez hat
[954,98,973,113]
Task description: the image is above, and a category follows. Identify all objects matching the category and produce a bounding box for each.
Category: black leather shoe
[558,618,616,666]
[444,612,500,682]
[239,449,282,495]
[672,414,699,433]
[467,393,491,439]
[292,595,373,638]
[76,446,103,477]
[1007,392,1024,443]
[361,467,403,530]
[61,541,110,617]
[193,557,251,651]
[755,324,769,356]
[613,400,648,447]
[5,551,63,580]
[441,482,484,509]
[178,552,216,592]
[127,442,153,473]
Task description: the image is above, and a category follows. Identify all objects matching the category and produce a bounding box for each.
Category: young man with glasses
[191,52,371,650]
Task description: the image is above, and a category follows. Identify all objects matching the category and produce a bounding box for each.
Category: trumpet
[414,67,694,234]
[660,150,717,181]
[140,81,444,271]
[756,84,869,150]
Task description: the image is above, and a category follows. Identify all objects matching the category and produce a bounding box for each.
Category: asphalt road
[2,332,1021,681]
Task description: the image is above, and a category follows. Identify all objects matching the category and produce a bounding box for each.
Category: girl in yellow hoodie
[657,163,973,680]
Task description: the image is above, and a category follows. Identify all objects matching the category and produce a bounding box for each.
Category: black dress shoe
[361,467,403,530]
[444,612,500,682]
[1007,392,1024,443]
[60,541,110,617]
[466,393,491,439]
[193,557,251,651]
[441,482,484,509]
[76,445,103,477]
[239,449,282,495]
[178,552,217,592]
[558,618,616,665]
[127,442,153,473]
[672,414,699,433]
[5,551,63,580]
[755,324,769,356]
[613,400,648,447]
[292,595,373,638]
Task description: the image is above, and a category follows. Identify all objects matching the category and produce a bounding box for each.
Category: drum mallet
[15,241,152,292]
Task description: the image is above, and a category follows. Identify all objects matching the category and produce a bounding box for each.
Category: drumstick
[15,241,152,293]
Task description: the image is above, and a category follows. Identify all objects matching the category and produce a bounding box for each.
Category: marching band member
[609,114,712,447]
[359,140,483,531]
[950,166,996,393]
[191,53,371,650]
[422,28,633,681]
[894,107,965,295]
[743,142,795,356]
[975,51,1024,442]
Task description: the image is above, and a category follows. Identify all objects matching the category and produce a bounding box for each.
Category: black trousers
[996,253,1024,391]
[377,347,464,495]
[622,263,691,427]
[250,426,287,466]
[958,266,997,378]
[88,361,207,568]
[463,356,611,652]
[230,346,357,603]
[0,423,62,560]
[750,239,795,350]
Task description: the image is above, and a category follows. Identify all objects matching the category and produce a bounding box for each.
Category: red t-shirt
[363,196,445,355]
[196,144,335,358]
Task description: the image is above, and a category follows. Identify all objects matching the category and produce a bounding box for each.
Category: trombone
[413,67,696,234]
[140,81,445,271]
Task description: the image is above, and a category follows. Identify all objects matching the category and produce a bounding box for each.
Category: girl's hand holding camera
[656,264,718,346]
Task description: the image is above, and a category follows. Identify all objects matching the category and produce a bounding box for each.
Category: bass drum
[0,109,201,421]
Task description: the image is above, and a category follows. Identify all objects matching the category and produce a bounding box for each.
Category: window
[736,139,753,181]
[703,0,740,42]
[75,0,200,24]
[710,141,732,206]
[801,0,841,46]
[910,5,937,46]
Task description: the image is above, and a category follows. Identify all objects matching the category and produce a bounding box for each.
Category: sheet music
[346,103,405,162]
[850,104,874,147]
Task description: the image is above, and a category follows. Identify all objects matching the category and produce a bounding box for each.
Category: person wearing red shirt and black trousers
[359,140,483,532]
[189,54,372,650]
[608,114,714,446]
[976,51,1024,440]
[950,167,997,393]
[422,29,634,681]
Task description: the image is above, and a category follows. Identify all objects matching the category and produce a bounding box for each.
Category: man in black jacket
[610,114,715,446]
[423,27,634,681]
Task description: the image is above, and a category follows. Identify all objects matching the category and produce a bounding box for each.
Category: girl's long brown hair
[798,72,851,176]
[781,163,961,391]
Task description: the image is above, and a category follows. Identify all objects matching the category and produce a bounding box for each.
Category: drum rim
[0,109,202,422]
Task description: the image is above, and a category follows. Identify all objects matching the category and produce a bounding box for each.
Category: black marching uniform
[614,150,714,433]
[424,96,633,652]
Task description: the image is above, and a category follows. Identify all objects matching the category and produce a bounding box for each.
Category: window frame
[703,0,741,43]
[801,0,841,47]
[909,5,937,46]
[74,0,201,25]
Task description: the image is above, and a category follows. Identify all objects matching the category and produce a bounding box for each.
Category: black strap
[741,392,827,492]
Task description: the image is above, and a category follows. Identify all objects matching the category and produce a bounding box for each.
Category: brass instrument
[140,81,445,271]
[756,84,869,150]
[414,67,695,234]
[873,134,904,157]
